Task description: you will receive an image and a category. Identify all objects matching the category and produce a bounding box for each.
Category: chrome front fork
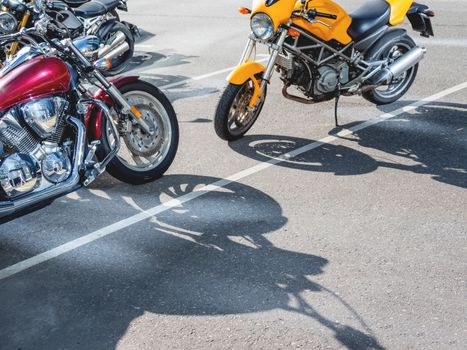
[260,29,288,91]
[239,35,256,65]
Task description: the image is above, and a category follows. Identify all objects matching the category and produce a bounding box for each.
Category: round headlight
[0,13,18,34]
[250,13,274,41]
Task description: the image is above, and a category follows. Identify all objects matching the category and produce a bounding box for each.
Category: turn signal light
[239,7,251,15]
[131,106,143,119]
[288,28,301,37]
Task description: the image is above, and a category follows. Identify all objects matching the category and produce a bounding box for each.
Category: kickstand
[334,91,340,127]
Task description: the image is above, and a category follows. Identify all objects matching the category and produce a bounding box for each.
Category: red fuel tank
[0,56,71,112]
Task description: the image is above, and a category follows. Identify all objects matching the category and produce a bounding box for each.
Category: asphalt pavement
[0,1,466,349]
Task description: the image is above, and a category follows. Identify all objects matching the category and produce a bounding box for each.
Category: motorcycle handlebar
[307,9,337,20]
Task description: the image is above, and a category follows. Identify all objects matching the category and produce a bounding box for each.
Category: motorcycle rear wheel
[363,35,418,105]
[98,81,179,185]
[214,79,267,141]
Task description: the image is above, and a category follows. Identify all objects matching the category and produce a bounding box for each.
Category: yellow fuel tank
[292,0,352,44]
[251,0,352,45]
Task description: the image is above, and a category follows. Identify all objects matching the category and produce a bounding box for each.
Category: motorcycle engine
[315,61,350,95]
[277,54,350,97]
[0,97,72,199]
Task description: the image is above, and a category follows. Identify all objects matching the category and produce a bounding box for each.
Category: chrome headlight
[0,13,18,34]
[250,13,274,41]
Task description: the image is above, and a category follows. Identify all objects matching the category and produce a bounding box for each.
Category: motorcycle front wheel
[214,79,267,141]
[98,81,179,185]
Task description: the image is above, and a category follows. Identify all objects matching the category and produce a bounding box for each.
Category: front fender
[227,62,266,108]
[85,75,140,140]
[227,62,265,85]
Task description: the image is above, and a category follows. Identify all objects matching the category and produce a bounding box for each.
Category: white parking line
[155,57,269,90]
[0,81,466,281]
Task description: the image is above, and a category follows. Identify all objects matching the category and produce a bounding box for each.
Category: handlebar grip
[316,11,337,20]
[308,9,337,20]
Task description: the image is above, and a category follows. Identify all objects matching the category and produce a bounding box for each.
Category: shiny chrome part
[250,13,274,41]
[0,46,41,78]
[78,99,120,186]
[94,42,130,71]
[0,153,41,199]
[239,37,256,65]
[0,108,22,131]
[0,117,86,219]
[0,12,18,34]
[98,31,126,58]
[106,91,172,172]
[41,151,72,184]
[368,46,426,86]
[105,84,154,135]
[0,108,39,153]
[22,97,68,139]
[260,29,288,91]
[73,35,101,58]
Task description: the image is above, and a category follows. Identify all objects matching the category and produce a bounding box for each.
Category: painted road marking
[1,80,466,281]
[157,57,269,90]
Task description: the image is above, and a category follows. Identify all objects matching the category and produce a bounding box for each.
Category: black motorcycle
[0,0,137,75]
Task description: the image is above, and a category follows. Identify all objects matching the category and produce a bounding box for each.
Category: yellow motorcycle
[214,0,435,141]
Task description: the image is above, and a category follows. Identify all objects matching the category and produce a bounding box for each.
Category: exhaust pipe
[98,31,127,58]
[367,46,426,86]
[94,42,130,71]
[0,117,86,221]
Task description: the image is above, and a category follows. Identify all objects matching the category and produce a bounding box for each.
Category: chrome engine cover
[0,153,41,199]
[22,97,68,139]
[42,150,72,184]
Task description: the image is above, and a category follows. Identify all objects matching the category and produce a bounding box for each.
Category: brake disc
[123,105,164,157]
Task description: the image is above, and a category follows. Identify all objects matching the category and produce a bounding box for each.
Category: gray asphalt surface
[1,1,466,349]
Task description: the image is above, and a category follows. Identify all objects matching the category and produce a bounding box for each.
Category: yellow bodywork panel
[227,62,266,108]
[292,0,352,44]
[387,0,413,25]
[227,62,266,85]
[251,0,352,45]
[251,0,296,31]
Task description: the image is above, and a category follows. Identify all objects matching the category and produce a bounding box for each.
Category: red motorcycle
[0,3,179,223]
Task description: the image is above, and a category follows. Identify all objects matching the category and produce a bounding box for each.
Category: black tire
[363,35,418,105]
[101,22,134,76]
[97,81,179,185]
[214,80,266,141]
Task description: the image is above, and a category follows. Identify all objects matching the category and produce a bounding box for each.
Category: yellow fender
[227,62,266,108]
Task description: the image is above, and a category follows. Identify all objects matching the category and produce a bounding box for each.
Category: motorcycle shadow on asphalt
[344,101,466,189]
[124,51,219,104]
[229,101,466,189]
[1,174,382,350]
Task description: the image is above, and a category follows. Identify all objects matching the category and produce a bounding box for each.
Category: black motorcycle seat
[74,0,120,18]
[348,0,391,41]
[63,0,88,7]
